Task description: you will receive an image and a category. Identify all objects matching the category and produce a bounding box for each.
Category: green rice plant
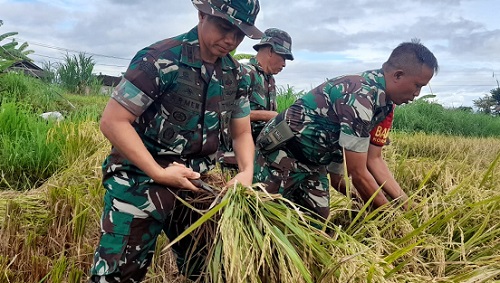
[63,93,109,121]
[0,72,30,102]
[276,85,304,112]
[0,103,64,190]
[49,255,68,283]
[52,120,104,168]
[68,266,84,283]
[0,72,74,113]
[0,100,105,190]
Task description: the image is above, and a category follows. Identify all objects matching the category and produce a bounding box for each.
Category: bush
[394,100,500,137]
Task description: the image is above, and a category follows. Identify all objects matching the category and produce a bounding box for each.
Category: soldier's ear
[394,70,404,80]
[267,46,274,57]
[198,11,206,21]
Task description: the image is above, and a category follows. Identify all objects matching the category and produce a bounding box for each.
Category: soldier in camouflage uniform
[254,41,438,219]
[220,28,294,167]
[248,28,294,141]
[328,105,411,209]
[89,0,262,282]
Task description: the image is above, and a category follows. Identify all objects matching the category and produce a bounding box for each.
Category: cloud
[2,0,499,107]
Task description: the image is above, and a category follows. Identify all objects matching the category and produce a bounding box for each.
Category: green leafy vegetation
[0,73,108,190]
[56,52,102,94]
[473,74,500,115]
[0,20,34,72]
[393,99,500,137]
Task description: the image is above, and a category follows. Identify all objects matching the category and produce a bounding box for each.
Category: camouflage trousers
[253,148,330,219]
[89,172,207,282]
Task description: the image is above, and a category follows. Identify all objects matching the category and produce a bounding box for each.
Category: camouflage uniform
[254,70,394,219]
[219,28,293,167]
[327,104,396,175]
[245,57,277,140]
[89,26,253,282]
[217,57,276,168]
[248,28,293,140]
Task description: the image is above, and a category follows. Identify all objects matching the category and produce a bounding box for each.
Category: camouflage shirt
[283,69,394,165]
[244,57,277,140]
[106,26,251,173]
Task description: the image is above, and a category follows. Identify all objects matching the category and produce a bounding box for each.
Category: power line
[10,38,500,88]
[31,53,128,68]
[13,37,131,61]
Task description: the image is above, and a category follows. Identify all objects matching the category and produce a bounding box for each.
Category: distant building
[8,61,46,78]
[97,74,122,95]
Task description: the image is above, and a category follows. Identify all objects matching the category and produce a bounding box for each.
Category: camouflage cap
[192,0,263,39]
[253,28,294,60]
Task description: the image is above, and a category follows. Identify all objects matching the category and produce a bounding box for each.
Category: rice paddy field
[1,74,500,282]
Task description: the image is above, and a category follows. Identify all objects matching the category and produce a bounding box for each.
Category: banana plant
[0,21,34,71]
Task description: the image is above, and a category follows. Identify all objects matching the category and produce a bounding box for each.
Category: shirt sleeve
[112,51,177,117]
[112,78,155,117]
[369,105,394,146]
[334,84,374,153]
[232,96,251,118]
[112,52,160,116]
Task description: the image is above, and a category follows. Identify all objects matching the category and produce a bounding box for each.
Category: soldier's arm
[344,149,390,208]
[250,110,279,122]
[228,116,254,186]
[100,99,200,191]
[366,144,408,205]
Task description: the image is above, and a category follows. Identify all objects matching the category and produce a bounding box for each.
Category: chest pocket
[217,70,239,151]
[159,67,205,148]
[219,97,238,151]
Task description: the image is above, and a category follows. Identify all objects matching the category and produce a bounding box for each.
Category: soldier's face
[387,65,434,105]
[265,49,286,75]
[198,13,245,63]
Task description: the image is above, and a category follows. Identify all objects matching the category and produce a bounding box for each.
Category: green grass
[276,85,305,113]
[393,100,500,137]
[0,72,75,113]
[0,73,108,190]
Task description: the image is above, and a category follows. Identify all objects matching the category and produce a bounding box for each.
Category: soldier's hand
[226,170,253,187]
[402,198,418,211]
[154,162,201,191]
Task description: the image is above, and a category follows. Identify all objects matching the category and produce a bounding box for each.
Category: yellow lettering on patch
[374,126,389,138]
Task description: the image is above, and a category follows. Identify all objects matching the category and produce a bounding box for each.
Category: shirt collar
[366,69,393,109]
[250,56,272,80]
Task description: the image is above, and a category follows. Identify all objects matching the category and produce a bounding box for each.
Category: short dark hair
[383,39,439,75]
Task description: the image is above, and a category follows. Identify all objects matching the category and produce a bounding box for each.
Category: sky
[2,0,500,108]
